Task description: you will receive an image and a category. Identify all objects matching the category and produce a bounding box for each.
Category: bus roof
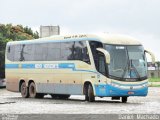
[7,33,142,45]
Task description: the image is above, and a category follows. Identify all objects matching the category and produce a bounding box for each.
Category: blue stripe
[5,64,19,68]
[22,64,35,69]
[5,63,97,73]
[58,63,75,69]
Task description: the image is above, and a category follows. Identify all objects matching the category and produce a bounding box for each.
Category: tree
[0,24,39,78]
[156,61,160,77]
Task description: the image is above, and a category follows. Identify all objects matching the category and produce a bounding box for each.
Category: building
[147,62,160,78]
[40,25,60,38]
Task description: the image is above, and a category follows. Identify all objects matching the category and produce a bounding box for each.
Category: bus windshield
[105,45,147,81]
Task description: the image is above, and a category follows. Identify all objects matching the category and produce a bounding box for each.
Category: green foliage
[149,78,160,82]
[149,84,160,87]
[156,61,160,69]
[0,24,39,78]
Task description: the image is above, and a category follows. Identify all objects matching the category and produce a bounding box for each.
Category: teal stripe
[5,63,97,73]
[5,64,19,68]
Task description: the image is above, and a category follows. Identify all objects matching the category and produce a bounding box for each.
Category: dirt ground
[0,87,160,114]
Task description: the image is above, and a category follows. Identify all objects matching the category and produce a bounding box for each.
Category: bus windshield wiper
[108,74,124,80]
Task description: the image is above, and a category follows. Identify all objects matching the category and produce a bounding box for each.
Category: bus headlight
[142,83,148,87]
[110,83,120,88]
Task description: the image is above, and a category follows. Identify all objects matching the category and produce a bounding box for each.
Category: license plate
[128,91,134,95]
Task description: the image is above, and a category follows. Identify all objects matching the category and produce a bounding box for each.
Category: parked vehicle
[0,78,6,88]
[5,34,155,102]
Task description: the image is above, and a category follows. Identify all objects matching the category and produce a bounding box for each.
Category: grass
[149,77,160,87]
[149,77,160,82]
[149,84,160,87]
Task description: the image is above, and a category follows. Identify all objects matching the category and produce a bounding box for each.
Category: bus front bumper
[94,83,148,97]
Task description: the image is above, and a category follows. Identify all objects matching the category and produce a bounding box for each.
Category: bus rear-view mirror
[145,49,155,64]
[96,48,110,64]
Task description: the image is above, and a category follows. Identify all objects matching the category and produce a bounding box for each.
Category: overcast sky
[0,0,160,61]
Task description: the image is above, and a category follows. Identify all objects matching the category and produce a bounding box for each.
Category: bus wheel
[122,97,128,103]
[88,84,95,102]
[20,82,29,98]
[29,82,37,98]
[85,85,89,101]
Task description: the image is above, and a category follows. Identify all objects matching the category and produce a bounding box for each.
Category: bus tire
[85,85,89,101]
[122,97,128,103]
[20,82,29,98]
[29,82,37,98]
[88,84,95,102]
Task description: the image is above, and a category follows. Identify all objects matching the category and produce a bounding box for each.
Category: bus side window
[74,41,82,60]
[14,44,21,61]
[22,44,35,61]
[82,47,90,64]
[74,41,90,64]
[47,42,61,61]
[89,41,103,70]
[7,45,15,61]
[34,43,46,61]
[19,44,25,61]
[61,42,74,60]
[8,46,10,53]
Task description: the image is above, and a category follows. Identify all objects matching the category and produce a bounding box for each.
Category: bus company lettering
[35,64,43,69]
[43,64,59,69]
[35,64,59,69]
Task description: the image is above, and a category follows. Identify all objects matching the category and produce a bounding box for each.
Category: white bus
[5,34,155,102]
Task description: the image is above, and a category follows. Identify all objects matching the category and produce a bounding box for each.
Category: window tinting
[14,44,21,61]
[47,43,60,61]
[98,54,106,75]
[61,42,74,60]
[74,41,90,63]
[7,45,15,61]
[20,44,35,61]
[34,44,47,61]
[89,41,103,70]
[74,41,83,60]
[7,41,90,64]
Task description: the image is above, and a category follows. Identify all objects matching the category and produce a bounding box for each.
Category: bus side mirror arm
[144,49,155,64]
[96,48,110,64]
